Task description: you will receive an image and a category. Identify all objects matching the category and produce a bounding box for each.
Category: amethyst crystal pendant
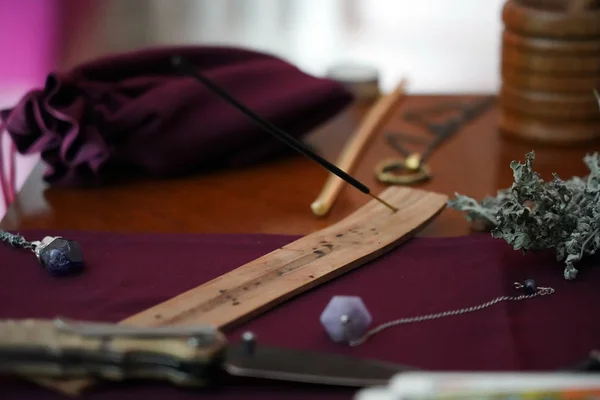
[32,236,84,276]
[320,296,372,343]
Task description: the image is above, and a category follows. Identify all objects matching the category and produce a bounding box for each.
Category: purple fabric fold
[0,46,354,186]
[0,231,599,400]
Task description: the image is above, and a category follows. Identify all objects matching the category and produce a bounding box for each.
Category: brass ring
[374,158,431,185]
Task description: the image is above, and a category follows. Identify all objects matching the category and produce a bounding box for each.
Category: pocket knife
[0,318,412,388]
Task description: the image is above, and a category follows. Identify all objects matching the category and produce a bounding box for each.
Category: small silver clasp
[31,236,61,257]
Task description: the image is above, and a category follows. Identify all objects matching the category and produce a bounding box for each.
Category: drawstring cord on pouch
[0,124,16,210]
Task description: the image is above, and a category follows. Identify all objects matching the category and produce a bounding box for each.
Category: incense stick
[171,55,397,213]
[311,79,407,216]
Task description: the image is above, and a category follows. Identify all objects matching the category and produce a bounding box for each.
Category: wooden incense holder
[38,186,447,396]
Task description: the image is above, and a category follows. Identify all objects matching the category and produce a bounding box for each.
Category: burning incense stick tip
[369,193,398,213]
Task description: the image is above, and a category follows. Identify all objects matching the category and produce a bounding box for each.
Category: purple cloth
[0,231,599,399]
[0,46,353,186]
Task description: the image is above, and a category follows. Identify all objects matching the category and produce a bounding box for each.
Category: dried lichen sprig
[448,151,600,280]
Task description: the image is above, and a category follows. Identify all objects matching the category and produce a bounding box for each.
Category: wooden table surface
[2,94,599,237]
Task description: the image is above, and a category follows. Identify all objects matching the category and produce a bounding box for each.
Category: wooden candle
[499,0,600,144]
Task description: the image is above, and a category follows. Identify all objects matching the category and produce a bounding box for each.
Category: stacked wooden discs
[499,0,600,144]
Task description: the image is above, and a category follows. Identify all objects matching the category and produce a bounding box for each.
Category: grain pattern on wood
[44,186,446,396]
[502,29,600,54]
[502,0,600,39]
[499,110,600,143]
[501,65,600,93]
[124,186,446,329]
[500,84,600,120]
[502,45,600,74]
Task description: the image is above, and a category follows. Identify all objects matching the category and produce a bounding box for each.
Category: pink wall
[0,0,61,82]
[0,0,62,216]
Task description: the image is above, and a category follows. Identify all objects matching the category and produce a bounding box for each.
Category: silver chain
[0,231,35,250]
[348,282,555,346]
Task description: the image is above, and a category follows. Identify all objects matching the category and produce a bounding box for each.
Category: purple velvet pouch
[0,46,353,187]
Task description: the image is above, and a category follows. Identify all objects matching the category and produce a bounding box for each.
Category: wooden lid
[502,0,600,39]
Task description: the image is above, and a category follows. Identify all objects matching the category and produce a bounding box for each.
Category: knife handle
[0,318,228,386]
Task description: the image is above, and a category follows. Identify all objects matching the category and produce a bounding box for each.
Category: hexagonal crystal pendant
[320,295,372,343]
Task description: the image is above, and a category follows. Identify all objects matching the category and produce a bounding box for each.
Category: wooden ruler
[43,186,447,395]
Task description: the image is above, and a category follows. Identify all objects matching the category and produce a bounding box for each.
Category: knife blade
[0,318,411,389]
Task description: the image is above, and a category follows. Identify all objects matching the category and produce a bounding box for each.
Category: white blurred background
[0,0,507,216]
[97,0,506,93]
